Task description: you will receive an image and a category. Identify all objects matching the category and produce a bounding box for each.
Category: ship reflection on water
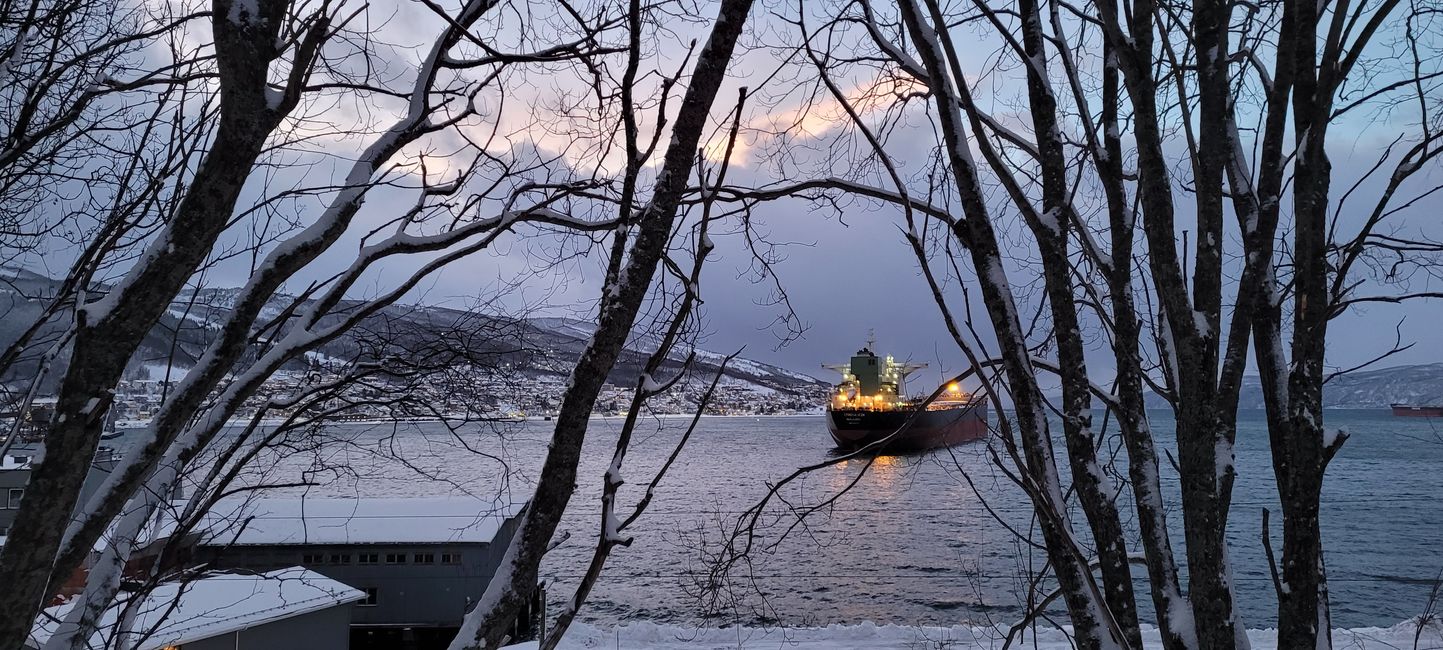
[809,447,1000,625]
[826,453,908,501]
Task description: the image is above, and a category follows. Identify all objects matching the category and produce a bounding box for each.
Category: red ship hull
[826,403,988,452]
[1391,404,1443,417]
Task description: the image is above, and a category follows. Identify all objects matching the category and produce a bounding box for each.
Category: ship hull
[1391,404,1443,417]
[826,404,988,452]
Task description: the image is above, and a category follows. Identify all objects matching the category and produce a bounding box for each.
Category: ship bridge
[824,347,927,411]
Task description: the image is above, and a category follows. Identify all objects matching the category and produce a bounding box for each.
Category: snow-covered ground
[504,620,1443,649]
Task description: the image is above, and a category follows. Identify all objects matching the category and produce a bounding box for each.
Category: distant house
[184,497,535,650]
[1,447,120,539]
[27,567,363,650]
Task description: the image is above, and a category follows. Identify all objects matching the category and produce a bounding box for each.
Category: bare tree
[539,100,749,649]
[0,0,665,645]
[5,0,773,646]
[6,0,1437,645]
[699,0,1443,648]
[0,0,329,634]
[1248,0,1443,645]
[446,0,760,645]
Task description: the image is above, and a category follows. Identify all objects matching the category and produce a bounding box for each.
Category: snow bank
[504,620,1443,649]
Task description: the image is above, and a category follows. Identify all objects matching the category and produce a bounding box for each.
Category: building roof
[193,496,526,546]
[28,567,363,650]
[2,454,33,470]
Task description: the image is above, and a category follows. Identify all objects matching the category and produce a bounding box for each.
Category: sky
[11,0,1443,390]
[318,3,1443,389]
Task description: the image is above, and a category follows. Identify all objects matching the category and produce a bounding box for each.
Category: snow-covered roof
[2,454,33,470]
[192,496,526,546]
[28,567,363,650]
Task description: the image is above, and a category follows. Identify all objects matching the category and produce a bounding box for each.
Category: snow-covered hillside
[1140,363,1443,410]
[0,268,830,400]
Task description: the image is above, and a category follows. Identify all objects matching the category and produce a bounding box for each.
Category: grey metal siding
[200,512,521,629]
[182,602,354,650]
[205,544,491,627]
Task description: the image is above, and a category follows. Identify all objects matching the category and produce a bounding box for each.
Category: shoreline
[223,413,828,427]
[75,412,834,434]
[87,406,1423,434]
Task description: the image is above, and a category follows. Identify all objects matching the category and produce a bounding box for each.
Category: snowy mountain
[1297,362,1443,408]
[0,268,829,399]
[1137,363,1443,409]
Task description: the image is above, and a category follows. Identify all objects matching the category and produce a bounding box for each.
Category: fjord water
[233,409,1442,628]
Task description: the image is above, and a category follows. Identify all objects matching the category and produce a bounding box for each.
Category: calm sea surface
[196,409,1443,629]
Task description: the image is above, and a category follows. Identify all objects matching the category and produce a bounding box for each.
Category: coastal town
[8,362,830,442]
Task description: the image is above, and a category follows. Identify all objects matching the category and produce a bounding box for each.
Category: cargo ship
[823,341,987,452]
[1391,403,1443,417]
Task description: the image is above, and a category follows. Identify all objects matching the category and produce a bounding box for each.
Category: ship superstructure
[823,348,929,412]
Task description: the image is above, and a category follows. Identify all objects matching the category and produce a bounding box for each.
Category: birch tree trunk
[46,0,497,602]
[888,1,1127,645]
[1012,0,1141,639]
[0,1,318,640]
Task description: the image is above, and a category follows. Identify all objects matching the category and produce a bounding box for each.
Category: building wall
[199,514,523,629]
[1,456,118,536]
[183,602,354,650]
[0,468,27,534]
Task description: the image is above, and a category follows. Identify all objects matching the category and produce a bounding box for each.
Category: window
[442,553,462,565]
[359,587,378,607]
[358,553,379,565]
[7,488,22,509]
[330,553,351,565]
[385,553,406,564]
[302,553,324,564]
[414,553,435,564]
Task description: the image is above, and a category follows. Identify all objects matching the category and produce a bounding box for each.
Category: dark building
[185,497,533,650]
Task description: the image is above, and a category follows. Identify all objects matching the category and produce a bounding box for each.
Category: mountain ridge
[0,268,831,403]
[1140,362,1443,409]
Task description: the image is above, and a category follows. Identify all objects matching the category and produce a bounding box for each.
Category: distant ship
[823,340,987,452]
[1391,403,1443,417]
